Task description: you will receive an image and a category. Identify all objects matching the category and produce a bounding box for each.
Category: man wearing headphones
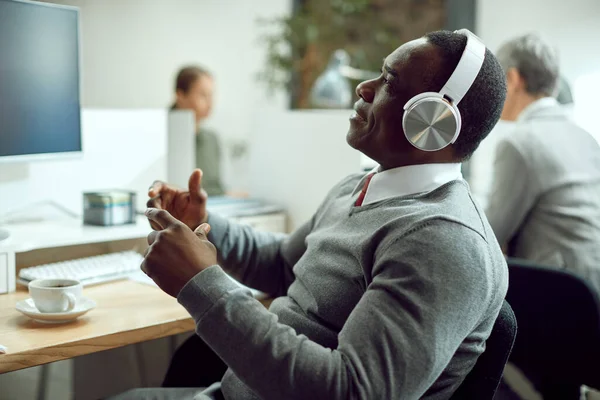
[114,30,508,400]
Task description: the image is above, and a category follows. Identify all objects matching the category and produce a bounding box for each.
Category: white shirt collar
[517,97,559,122]
[353,163,463,206]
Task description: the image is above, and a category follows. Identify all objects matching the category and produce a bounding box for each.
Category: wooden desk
[0,213,281,374]
[0,280,195,374]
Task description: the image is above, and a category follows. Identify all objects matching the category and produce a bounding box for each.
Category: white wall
[467,120,514,207]
[476,0,600,141]
[477,0,600,84]
[249,110,363,230]
[41,0,291,190]
[469,0,600,203]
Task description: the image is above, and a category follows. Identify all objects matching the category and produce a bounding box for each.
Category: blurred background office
[1,0,600,399]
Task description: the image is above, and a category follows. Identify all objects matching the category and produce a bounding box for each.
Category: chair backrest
[450,300,517,400]
[505,258,600,389]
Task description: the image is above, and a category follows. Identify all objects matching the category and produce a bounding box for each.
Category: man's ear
[506,67,525,93]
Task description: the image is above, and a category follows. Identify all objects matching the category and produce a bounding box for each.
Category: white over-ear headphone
[402,29,486,152]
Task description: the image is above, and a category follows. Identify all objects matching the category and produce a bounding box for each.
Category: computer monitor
[0,0,82,163]
[0,0,81,242]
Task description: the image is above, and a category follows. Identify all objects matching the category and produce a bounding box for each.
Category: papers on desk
[128,270,157,287]
[206,197,283,218]
[128,270,262,297]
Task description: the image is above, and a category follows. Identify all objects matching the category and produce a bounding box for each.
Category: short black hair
[425,31,507,160]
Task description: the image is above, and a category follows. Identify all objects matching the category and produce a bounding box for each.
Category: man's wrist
[177,265,241,320]
[187,211,209,231]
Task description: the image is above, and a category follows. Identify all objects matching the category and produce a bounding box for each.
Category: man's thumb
[194,223,211,238]
[188,169,203,200]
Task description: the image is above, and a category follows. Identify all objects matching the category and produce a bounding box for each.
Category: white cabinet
[0,253,8,294]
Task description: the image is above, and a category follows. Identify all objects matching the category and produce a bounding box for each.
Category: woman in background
[171,66,224,196]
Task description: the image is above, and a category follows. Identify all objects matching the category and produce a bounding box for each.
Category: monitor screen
[0,0,81,161]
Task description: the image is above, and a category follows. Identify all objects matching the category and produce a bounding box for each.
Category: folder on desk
[206,197,283,218]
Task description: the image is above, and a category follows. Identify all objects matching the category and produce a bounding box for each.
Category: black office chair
[505,258,600,400]
[450,300,517,400]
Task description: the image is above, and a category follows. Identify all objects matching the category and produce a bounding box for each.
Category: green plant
[257,0,445,108]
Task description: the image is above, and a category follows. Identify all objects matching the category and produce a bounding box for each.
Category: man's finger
[140,259,148,274]
[145,208,179,230]
[188,169,204,202]
[194,223,211,239]
[140,260,152,278]
[145,200,163,231]
[147,196,162,209]
[148,181,164,198]
[149,221,162,231]
[147,230,159,246]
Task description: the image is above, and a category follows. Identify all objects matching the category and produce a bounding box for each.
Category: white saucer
[15,297,96,324]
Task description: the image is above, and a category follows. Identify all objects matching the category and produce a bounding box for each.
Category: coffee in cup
[28,279,82,313]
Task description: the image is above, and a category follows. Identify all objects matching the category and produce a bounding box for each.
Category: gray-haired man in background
[485,33,600,294]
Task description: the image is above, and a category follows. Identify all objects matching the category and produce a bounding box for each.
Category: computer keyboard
[19,250,264,296]
[19,251,144,287]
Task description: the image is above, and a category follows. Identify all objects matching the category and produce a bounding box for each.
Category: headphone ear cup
[403,97,460,152]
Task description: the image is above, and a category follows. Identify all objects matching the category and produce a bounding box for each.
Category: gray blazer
[485,97,600,294]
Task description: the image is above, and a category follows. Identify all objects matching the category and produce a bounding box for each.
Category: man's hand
[147,169,208,231]
[142,208,218,297]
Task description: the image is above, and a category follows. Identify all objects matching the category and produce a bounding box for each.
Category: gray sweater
[178,175,508,400]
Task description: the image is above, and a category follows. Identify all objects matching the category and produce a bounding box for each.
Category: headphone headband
[439,29,486,105]
[402,29,487,152]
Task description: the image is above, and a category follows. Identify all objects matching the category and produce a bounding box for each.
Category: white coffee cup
[28,279,82,313]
